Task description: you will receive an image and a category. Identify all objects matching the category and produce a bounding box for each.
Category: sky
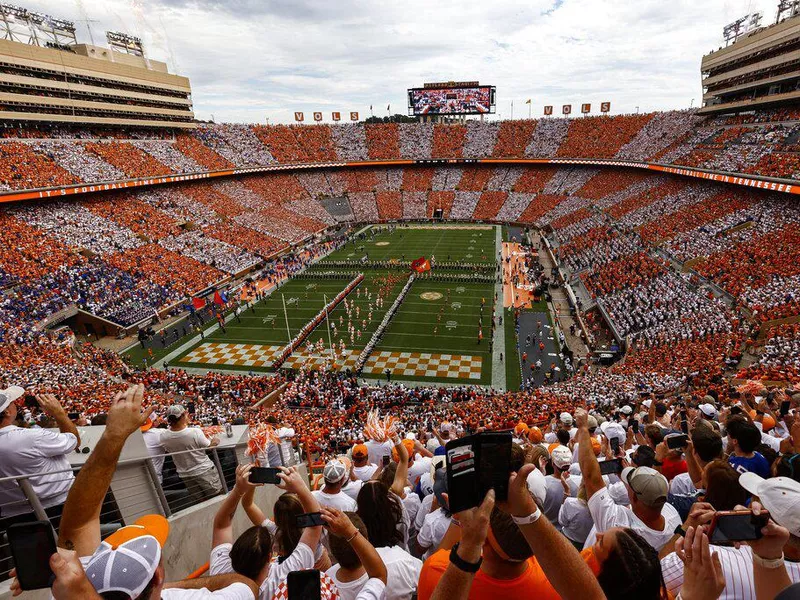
[23,0,778,123]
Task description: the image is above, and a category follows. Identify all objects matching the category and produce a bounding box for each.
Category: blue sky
[26,0,777,123]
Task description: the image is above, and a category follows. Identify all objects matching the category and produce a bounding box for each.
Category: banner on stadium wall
[313,112,323,122]
[350,111,359,121]
[601,102,611,113]
[544,105,553,116]
[332,112,341,121]
[294,112,304,122]
[562,104,572,115]
[581,103,591,114]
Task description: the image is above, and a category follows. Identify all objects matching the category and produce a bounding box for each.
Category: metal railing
[0,437,301,580]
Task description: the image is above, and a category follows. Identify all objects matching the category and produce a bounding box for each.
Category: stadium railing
[0,430,303,586]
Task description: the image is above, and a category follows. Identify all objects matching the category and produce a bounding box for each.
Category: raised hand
[106,384,154,440]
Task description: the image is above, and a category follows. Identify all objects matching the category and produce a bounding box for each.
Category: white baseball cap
[550,445,573,469]
[699,403,718,419]
[559,412,573,425]
[739,473,800,538]
[601,422,626,443]
[0,386,24,413]
[323,459,348,484]
[620,406,633,415]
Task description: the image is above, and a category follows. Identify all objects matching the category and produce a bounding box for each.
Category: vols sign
[350,111,359,121]
[562,104,572,115]
[332,112,341,121]
[601,102,611,113]
[581,103,591,114]
[313,112,323,122]
[294,112,304,122]
[544,105,553,116]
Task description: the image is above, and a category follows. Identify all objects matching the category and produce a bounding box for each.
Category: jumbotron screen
[408,86,496,115]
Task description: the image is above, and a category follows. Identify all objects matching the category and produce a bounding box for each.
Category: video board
[408,85,496,116]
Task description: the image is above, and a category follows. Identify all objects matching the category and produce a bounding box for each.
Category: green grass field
[159,224,503,386]
[326,224,497,265]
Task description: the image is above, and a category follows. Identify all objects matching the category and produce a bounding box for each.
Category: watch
[449,543,482,573]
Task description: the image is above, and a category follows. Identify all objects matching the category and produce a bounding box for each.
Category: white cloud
[24,0,777,123]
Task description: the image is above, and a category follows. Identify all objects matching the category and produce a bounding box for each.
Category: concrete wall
[0,466,305,599]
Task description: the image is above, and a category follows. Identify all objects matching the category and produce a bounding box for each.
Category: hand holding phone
[708,510,770,543]
[599,458,623,475]
[667,434,689,450]
[248,467,281,485]
[610,437,620,456]
[296,512,325,528]
[446,432,512,513]
[7,521,57,590]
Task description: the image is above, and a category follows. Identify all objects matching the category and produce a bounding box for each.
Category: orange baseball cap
[590,437,601,456]
[352,444,368,459]
[104,514,170,549]
[548,442,561,454]
[761,414,776,432]
[528,426,543,444]
[392,438,416,462]
[514,421,530,437]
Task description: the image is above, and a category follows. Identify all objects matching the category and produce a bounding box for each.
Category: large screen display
[408,86,495,115]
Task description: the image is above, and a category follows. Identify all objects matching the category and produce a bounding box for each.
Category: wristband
[345,530,360,543]
[752,552,784,569]
[511,507,542,525]
[673,525,686,537]
[449,543,482,573]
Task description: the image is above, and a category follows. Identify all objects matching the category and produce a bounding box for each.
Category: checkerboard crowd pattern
[181,343,482,380]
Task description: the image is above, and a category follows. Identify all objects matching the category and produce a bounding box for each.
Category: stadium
[0,1,800,599]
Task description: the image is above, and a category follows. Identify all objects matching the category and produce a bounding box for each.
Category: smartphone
[781,400,791,417]
[7,521,57,590]
[680,417,689,435]
[296,512,325,528]
[287,569,321,600]
[23,394,38,409]
[730,406,743,416]
[632,420,640,435]
[248,467,281,485]
[382,455,391,467]
[67,412,80,421]
[600,458,623,476]
[446,431,512,513]
[667,434,689,450]
[610,437,620,456]
[708,510,770,543]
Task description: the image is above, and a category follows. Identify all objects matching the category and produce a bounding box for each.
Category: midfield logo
[446,321,458,330]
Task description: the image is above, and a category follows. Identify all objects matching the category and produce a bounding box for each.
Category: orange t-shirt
[417,547,601,600]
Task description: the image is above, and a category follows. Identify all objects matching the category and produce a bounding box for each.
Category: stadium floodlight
[0,4,77,47]
[106,30,145,56]
[776,0,800,22]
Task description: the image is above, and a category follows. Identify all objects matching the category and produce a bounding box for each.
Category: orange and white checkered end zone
[364,351,483,380]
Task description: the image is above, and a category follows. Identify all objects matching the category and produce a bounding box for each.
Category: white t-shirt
[342,479,363,501]
[210,541,315,600]
[353,463,378,482]
[312,489,358,511]
[408,457,432,486]
[0,425,77,516]
[415,493,434,531]
[161,584,255,599]
[327,546,422,600]
[559,498,594,545]
[669,472,696,496]
[583,487,681,552]
[400,490,421,532]
[160,427,214,476]
[417,508,451,559]
[142,428,166,483]
[365,440,393,466]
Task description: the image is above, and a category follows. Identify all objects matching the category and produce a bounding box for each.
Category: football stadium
[1,1,800,599]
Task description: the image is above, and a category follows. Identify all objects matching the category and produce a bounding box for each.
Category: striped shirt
[662,545,800,600]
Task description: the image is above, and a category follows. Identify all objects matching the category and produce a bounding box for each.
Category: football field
[168,224,500,386]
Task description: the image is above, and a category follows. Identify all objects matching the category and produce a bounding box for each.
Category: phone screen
[23,395,38,409]
[610,438,620,456]
[680,414,689,434]
[667,434,689,450]
[710,512,769,543]
[382,455,391,466]
[599,458,622,476]
[477,434,512,503]
[248,467,281,485]
[632,420,639,435]
[7,521,56,590]
[781,400,791,416]
[296,512,324,528]
[287,569,321,600]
